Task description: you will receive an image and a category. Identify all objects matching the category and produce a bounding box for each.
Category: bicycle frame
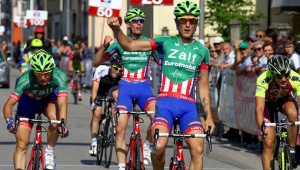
[95,95,116,168]
[15,112,64,170]
[263,119,300,170]
[27,114,45,170]
[117,109,154,170]
[154,120,212,170]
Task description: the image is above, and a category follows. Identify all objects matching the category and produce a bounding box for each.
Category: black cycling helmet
[110,57,122,68]
[268,54,291,76]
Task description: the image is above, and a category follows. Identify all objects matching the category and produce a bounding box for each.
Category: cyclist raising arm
[89,57,121,156]
[255,55,300,169]
[95,8,160,169]
[3,50,69,170]
[108,1,215,170]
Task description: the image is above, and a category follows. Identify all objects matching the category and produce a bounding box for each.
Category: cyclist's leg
[43,92,60,169]
[179,100,205,170]
[282,98,298,147]
[151,97,174,170]
[90,104,102,155]
[14,94,36,169]
[114,80,132,168]
[14,124,32,169]
[261,101,277,169]
[281,98,299,167]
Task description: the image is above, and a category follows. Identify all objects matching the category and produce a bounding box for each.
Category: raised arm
[107,17,153,52]
[92,36,113,67]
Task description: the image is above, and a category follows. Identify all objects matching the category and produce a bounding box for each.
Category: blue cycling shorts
[152,97,203,134]
[16,90,58,119]
[116,80,155,112]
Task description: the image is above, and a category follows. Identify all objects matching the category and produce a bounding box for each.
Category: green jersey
[152,36,210,100]
[11,67,68,100]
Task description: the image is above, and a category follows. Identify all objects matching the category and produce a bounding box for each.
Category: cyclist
[19,38,44,73]
[107,1,215,169]
[24,26,52,53]
[3,49,69,170]
[69,50,85,101]
[89,57,122,156]
[94,8,159,169]
[256,54,300,169]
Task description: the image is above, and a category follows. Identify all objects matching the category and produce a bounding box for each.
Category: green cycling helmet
[174,0,201,18]
[31,38,43,48]
[124,8,145,22]
[30,49,55,72]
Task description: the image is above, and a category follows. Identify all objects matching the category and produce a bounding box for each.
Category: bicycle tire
[72,81,79,104]
[103,117,114,168]
[177,160,185,170]
[134,136,143,170]
[33,144,41,170]
[283,145,292,170]
[96,132,104,165]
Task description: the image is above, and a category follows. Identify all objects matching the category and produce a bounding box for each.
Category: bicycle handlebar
[265,121,300,127]
[153,127,213,152]
[18,117,63,124]
[118,110,155,115]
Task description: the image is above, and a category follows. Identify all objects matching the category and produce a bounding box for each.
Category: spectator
[235,41,253,76]
[253,41,267,75]
[255,29,265,41]
[80,41,94,59]
[285,36,300,73]
[265,28,279,53]
[220,42,235,70]
[246,34,258,57]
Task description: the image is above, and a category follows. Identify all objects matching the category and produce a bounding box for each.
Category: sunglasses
[210,50,216,52]
[130,18,145,24]
[177,17,198,25]
[254,48,262,52]
[112,65,122,71]
[275,73,290,79]
[256,34,263,38]
[34,71,51,77]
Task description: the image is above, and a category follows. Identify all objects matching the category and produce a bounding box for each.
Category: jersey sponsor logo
[168,49,197,63]
[122,56,148,61]
[165,61,196,70]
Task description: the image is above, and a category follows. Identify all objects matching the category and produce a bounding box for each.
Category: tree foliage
[205,0,265,41]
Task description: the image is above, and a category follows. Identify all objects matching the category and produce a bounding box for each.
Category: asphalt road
[0,66,278,170]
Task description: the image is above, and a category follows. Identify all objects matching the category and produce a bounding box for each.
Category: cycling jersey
[150,36,209,133]
[93,65,120,96]
[12,67,68,101]
[105,36,159,81]
[255,70,300,101]
[150,36,210,101]
[104,36,158,112]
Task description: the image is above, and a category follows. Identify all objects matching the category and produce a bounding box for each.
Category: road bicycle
[70,70,81,104]
[117,99,154,170]
[153,118,212,170]
[94,95,116,168]
[15,108,65,170]
[261,118,300,170]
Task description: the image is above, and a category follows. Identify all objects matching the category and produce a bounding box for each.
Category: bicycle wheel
[283,145,292,170]
[134,136,143,170]
[72,81,79,104]
[33,144,41,170]
[103,117,114,168]
[96,131,104,165]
